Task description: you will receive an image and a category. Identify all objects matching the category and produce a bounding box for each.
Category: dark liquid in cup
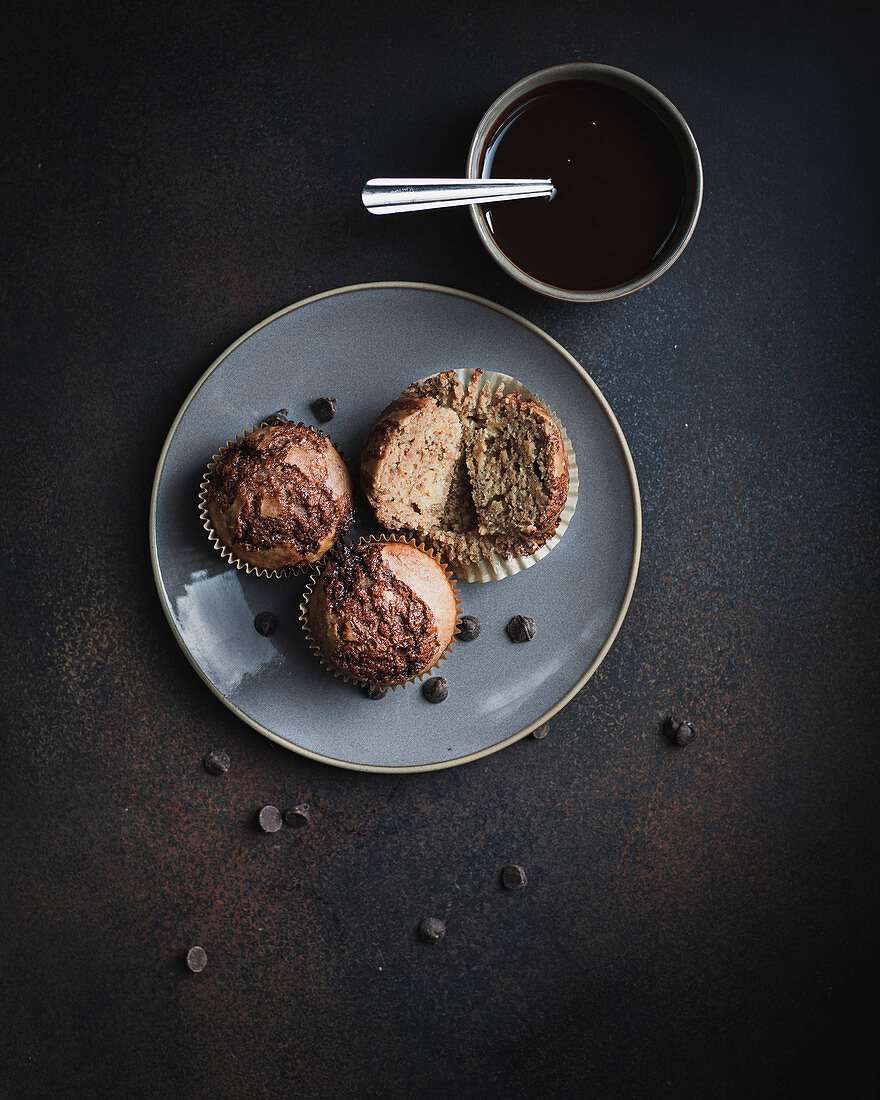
[482,81,687,292]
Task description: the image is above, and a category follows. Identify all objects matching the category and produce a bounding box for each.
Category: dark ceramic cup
[466,63,703,302]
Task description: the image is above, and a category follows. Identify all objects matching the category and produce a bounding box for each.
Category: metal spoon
[362,177,555,215]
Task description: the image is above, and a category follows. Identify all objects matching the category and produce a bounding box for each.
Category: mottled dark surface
[2,2,878,1098]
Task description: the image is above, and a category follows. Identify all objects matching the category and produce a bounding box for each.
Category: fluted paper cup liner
[199,419,350,579]
[415,368,578,583]
[299,535,461,691]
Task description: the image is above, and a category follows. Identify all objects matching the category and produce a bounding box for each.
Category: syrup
[481,81,686,292]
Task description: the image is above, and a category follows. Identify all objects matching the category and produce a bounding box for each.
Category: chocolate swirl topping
[321,543,439,683]
[209,423,352,554]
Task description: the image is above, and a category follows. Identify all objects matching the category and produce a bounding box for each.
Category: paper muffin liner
[299,534,462,691]
[412,368,579,583]
[199,419,351,580]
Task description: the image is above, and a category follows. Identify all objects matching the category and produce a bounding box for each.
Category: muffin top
[207,422,353,571]
[308,541,457,686]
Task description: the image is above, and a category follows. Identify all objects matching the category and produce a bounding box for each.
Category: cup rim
[466,63,703,303]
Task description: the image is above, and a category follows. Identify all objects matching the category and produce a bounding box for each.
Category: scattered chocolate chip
[254,611,278,637]
[422,676,448,703]
[284,804,311,828]
[417,917,446,944]
[531,722,549,740]
[501,864,528,890]
[364,684,388,700]
[506,615,536,643]
[458,615,481,642]
[311,396,337,422]
[203,749,230,775]
[258,805,283,833]
[664,716,697,746]
[263,408,289,426]
[186,946,207,973]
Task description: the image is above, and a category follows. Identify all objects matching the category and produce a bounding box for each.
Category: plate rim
[148,281,642,773]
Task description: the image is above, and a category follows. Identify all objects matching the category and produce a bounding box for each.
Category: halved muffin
[359,395,462,531]
[360,371,569,564]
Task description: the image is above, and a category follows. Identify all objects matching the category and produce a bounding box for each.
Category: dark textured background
[2,1,878,1097]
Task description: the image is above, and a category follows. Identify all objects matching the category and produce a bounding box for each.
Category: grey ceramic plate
[149,282,641,773]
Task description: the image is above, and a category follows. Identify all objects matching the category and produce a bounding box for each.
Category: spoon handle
[362,177,554,214]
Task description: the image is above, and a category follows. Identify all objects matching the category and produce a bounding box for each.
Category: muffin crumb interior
[362,371,568,562]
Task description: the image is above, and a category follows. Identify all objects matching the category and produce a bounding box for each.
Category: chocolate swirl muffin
[305,540,458,686]
[204,422,353,573]
[360,371,569,565]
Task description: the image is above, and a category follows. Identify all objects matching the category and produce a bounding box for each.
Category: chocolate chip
[531,722,549,740]
[422,676,448,703]
[664,716,697,746]
[258,805,283,833]
[417,917,446,944]
[203,749,230,775]
[501,864,528,890]
[254,611,278,637]
[311,397,337,422]
[284,804,311,828]
[186,946,207,973]
[506,615,536,643]
[263,409,289,426]
[364,684,388,700]
[458,615,481,642]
